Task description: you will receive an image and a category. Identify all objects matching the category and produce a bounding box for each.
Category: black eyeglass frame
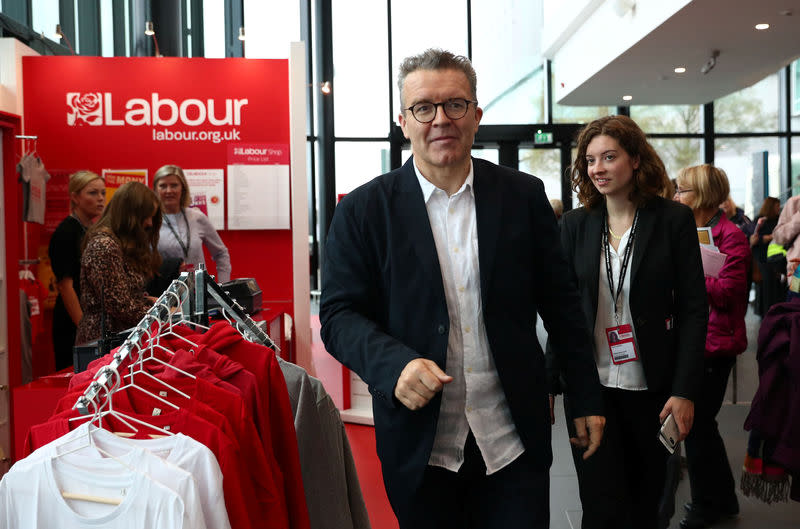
[402,98,479,124]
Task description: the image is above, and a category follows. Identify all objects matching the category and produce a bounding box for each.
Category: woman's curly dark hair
[84,181,162,278]
[571,115,669,210]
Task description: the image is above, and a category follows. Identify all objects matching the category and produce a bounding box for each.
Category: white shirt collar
[413,157,474,203]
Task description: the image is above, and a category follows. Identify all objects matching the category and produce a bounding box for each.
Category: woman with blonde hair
[75,182,161,344]
[153,164,231,282]
[674,164,750,529]
[48,170,105,370]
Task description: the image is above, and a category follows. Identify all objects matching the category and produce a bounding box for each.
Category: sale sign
[102,169,148,201]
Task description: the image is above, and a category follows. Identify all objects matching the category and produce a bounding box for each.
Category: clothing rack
[192,266,279,351]
[74,269,278,415]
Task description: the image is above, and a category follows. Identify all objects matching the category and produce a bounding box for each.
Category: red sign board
[23,56,295,315]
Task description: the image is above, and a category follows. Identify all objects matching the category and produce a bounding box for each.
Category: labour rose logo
[66,92,102,126]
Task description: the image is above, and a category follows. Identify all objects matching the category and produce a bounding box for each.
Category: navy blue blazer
[320,157,602,513]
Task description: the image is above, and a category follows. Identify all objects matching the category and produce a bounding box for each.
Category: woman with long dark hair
[552,115,707,529]
[75,181,162,344]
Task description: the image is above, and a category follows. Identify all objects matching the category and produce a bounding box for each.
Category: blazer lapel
[585,207,604,323]
[395,158,446,296]
[473,160,502,306]
[631,200,656,287]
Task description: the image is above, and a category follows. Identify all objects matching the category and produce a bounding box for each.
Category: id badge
[606,324,639,365]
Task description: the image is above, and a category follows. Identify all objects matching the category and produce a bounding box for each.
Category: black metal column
[150,0,182,56]
[704,102,715,165]
[301,0,318,289]
[498,141,519,169]
[315,0,336,281]
[224,0,243,57]
[111,0,126,56]
[129,0,149,56]
[76,0,101,55]
[58,0,76,49]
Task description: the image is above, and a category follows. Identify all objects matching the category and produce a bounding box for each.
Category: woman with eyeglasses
[550,115,707,529]
[152,164,231,283]
[673,164,750,529]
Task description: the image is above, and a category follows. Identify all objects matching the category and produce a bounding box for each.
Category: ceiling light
[622,95,633,101]
[755,23,770,30]
[674,67,686,74]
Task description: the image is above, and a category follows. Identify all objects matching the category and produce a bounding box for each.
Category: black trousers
[396,431,549,529]
[52,296,77,371]
[684,356,739,515]
[565,387,670,529]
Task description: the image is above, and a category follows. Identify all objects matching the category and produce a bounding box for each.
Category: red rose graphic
[66,92,102,126]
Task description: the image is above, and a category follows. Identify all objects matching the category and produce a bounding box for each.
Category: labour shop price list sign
[226,144,290,230]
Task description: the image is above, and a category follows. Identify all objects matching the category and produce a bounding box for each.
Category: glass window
[203,0,225,58]
[100,0,113,57]
[335,142,391,196]
[390,0,468,122]
[715,73,780,133]
[715,137,781,218]
[243,0,300,58]
[471,147,498,165]
[471,0,544,125]
[520,148,561,203]
[552,64,614,124]
[630,105,703,134]
[333,1,389,138]
[31,0,60,42]
[649,138,703,181]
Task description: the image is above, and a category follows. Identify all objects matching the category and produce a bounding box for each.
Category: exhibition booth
[0,39,312,462]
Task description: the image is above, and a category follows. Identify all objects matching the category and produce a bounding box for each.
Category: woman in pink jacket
[674,164,750,529]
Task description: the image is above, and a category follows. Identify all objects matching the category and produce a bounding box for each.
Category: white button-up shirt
[414,161,524,475]
[593,227,648,390]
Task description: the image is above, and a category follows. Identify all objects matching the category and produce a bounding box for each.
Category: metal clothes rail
[74,269,277,415]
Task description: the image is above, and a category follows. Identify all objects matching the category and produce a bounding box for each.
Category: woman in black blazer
[552,115,707,529]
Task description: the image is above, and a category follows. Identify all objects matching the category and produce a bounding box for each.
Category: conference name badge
[605,324,638,365]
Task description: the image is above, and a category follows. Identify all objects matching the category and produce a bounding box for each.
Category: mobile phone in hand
[658,413,680,454]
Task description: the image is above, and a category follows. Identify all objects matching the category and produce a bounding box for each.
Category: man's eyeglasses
[674,188,693,195]
[403,98,478,123]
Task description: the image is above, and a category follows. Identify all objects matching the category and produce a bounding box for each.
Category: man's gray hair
[397,49,477,110]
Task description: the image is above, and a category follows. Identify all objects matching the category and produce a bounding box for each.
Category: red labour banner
[23,56,295,317]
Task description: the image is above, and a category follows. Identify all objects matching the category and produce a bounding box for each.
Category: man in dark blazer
[320,49,604,529]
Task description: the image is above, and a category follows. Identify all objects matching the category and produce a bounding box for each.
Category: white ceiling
[559,0,800,106]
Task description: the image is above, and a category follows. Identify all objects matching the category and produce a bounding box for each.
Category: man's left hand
[570,415,605,459]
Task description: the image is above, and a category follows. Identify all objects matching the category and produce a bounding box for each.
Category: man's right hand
[394,358,453,410]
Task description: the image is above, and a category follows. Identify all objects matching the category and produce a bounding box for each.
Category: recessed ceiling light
[674,67,686,74]
[622,95,633,101]
[755,23,770,30]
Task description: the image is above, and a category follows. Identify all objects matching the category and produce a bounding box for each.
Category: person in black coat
[751,197,784,315]
[320,48,604,529]
[551,115,708,529]
[48,170,105,370]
